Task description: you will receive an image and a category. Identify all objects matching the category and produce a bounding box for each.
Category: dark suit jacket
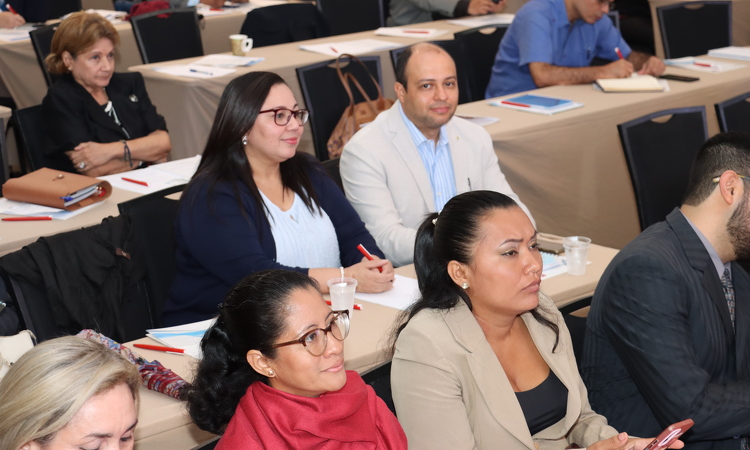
[41,72,167,173]
[582,209,750,449]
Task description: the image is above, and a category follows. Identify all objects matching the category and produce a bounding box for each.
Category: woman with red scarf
[185,270,407,449]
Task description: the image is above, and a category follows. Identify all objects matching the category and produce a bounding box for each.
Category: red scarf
[216,371,407,449]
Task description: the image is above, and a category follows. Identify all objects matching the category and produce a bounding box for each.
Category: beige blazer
[391,294,618,450]
[340,102,533,267]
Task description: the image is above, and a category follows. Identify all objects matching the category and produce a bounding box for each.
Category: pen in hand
[615,47,625,60]
[357,243,383,273]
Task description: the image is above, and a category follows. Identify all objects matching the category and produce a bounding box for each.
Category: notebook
[490,94,584,115]
[595,75,664,93]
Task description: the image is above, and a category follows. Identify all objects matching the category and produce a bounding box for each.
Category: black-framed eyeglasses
[259,108,310,126]
[712,173,749,183]
[268,310,349,356]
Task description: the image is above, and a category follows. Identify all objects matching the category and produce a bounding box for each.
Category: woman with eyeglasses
[163,71,394,326]
[186,270,407,449]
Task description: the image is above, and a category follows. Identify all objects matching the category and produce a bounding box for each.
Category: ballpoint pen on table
[189,68,214,76]
[326,300,362,310]
[3,216,53,221]
[122,177,149,187]
[133,343,186,355]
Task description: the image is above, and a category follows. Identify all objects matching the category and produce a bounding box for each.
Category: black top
[515,370,569,436]
[41,72,167,173]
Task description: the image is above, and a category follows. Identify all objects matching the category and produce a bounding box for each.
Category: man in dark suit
[582,132,750,450]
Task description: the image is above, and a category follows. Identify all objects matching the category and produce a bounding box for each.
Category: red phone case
[643,419,694,450]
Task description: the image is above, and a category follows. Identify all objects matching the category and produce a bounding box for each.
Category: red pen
[7,5,18,14]
[3,216,53,221]
[615,47,624,60]
[501,100,530,108]
[694,62,714,68]
[133,343,185,354]
[122,177,149,187]
[326,300,363,310]
[357,243,383,272]
[330,46,338,53]
[403,29,430,34]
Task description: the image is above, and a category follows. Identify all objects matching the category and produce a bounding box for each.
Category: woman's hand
[347,257,395,293]
[587,432,684,450]
[67,141,118,172]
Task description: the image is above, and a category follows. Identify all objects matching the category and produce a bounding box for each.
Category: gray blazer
[388,0,458,26]
[392,294,618,449]
[340,102,533,266]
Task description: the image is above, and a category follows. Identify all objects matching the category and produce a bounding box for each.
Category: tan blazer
[391,293,618,450]
[340,102,533,267]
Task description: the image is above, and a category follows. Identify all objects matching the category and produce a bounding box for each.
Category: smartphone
[659,74,700,82]
[537,239,565,255]
[642,419,694,450]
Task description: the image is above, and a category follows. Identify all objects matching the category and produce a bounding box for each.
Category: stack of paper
[353,274,420,310]
[146,318,215,359]
[665,56,745,73]
[97,155,201,194]
[300,39,402,57]
[707,46,750,62]
[192,54,265,68]
[153,65,236,79]
[0,29,29,42]
[0,198,103,220]
[595,75,664,93]
[374,27,449,38]
[447,13,514,27]
[490,94,584,115]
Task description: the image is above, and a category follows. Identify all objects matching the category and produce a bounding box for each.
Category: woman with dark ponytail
[390,191,682,450]
[186,270,406,449]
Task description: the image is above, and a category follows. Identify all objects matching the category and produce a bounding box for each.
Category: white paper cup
[327,277,357,316]
[229,34,253,56]
[563,236,591,276]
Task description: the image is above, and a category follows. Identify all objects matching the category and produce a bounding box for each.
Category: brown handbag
[326,54,395,159]
[2,168,112,211]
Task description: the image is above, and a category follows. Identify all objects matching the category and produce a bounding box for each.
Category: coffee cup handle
[242,38,253,52]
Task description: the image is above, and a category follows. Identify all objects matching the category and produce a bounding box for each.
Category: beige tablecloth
[127,244,616,450]
[649,0,750,59]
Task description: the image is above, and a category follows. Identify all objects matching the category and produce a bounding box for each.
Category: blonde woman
[0,336,140,450]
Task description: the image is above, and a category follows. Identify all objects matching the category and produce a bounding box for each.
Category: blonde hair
[0,336,140,450]
[46,11,120,75]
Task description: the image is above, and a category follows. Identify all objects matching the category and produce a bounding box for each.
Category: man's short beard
[727,191,750,261]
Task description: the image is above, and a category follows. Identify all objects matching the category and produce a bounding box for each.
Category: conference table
[127,242,617,449]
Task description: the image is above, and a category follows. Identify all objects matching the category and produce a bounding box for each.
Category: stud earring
[461,282,469,290]
[241,135,248,145]
[268,370,274,377]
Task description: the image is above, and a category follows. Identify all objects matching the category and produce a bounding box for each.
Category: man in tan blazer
[340,43,533,267]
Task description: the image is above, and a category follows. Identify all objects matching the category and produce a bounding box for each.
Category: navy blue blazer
[163,156,385,326]
[41,72,167,173]
[582,209,750,449]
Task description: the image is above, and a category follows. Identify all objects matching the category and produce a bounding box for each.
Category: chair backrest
[29,25,58,87]
[657,1,732,59]
[361,361,395,414]
[118,184,186,329]
[11,105,46,173]
[46,0,83,20]
[131,7,204,64]
[607,10,620,30]
[453,26,508,102]
[618,106,708,230]
[296,56,385,161]
[240,4,331,48]
[389,40,473,104]
[322,157,343,192]
[0,118,7,186]
[715,91,750,133]
[316,0,384,35]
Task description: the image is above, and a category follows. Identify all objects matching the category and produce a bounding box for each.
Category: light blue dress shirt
[398,102,456,212]
[485,0,631,97]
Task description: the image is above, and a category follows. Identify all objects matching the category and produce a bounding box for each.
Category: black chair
[389,40,473,104]
[131,7,204,64]
[29,24,58,87]
[361,361,395,414]
[11,105,46,173]
[657,1,732,59]
[322,157,343,192]
[296,56,385,161]
[453,26,509,102]
[715,91,750,133]
[118,184,186,329]
[563,313,587,362]
[618,106,708,230]
[607,10,620,30]
[46,0,82,20]
[239,4,331,48]
[0,118,8,186]
[317,0,384,35]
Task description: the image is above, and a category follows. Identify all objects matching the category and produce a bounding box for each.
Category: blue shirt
[398,102,456,212]
[485,0,631,97]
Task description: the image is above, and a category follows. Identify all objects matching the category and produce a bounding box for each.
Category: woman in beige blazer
[391,191,684,450]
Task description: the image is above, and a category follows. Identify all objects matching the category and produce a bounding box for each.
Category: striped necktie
[721,268,736,331]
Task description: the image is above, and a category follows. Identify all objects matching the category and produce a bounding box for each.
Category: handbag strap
[334,53,387,109]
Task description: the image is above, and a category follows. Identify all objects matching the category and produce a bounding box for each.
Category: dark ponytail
[185,270,319,434]
[391,190,559,352]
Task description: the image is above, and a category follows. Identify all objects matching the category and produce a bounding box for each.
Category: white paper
[300,39,402,57]
[193,54,265,68]
[374,27,449,38]
[707,46,750,62]
[0,29,29,42]
[665,57,745,73]
[153,64,236,79]
[456,115,499,126]
[152,155,202,180]
[447,13,515,27]
[0,198,104,220]
[146,318,215,359]
[353,274,420,311]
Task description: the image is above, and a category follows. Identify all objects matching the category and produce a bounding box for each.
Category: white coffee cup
[229,34,253,56]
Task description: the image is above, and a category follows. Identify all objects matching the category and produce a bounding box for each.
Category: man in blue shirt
[485,0,665,97]
[0,0,24,28]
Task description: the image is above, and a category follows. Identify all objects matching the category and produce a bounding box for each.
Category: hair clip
[432,217,438,226]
